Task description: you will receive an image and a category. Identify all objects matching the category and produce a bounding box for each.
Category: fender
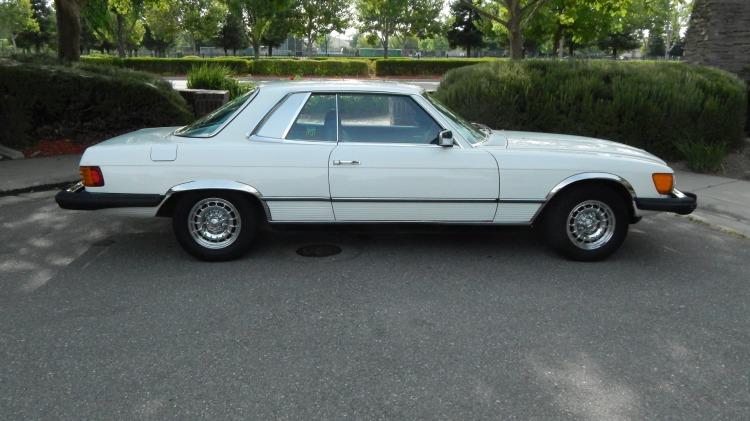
[162,180,271,220]
[531,172,637,223]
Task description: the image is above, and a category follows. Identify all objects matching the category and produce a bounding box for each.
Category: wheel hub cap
[566,200,616,250]
[188,198,242,249]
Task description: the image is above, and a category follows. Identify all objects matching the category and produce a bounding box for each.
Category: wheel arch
[532,173,637,224]
[156,180,271,221]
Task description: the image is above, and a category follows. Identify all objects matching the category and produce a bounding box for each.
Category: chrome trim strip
[66,181,85,193]
[264,197,330,202]
[530,172,637,224]
[333,198,498,203]
[335,93,340,142]
[163,180,272,221]
[264,197,545,204]
[499,199,546,204]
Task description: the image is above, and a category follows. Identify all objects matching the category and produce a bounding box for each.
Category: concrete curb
[0,154,81,194]
[0,144,24,160]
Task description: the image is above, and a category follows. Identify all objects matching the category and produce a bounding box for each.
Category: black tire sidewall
[543,186,629,261]
[172,191,257,261]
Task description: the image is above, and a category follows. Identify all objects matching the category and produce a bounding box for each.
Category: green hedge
[0,60,192,149]
[80,56,371,76]
[434,60,747,164]
[375,58,497,76]
[251,59,370,76]
[81,56,252,74]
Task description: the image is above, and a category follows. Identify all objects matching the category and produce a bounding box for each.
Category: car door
[244,92,338,222]
[329,93,498,222]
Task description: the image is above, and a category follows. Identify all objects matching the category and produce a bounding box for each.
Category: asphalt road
[1,191,749,420]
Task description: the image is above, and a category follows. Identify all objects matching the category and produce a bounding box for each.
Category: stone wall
[177,89,229,118]
[684,0,750,78]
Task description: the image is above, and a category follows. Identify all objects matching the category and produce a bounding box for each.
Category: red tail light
[80,166,104,187]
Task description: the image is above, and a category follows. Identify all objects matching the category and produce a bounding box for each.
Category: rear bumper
[635,189,697,215]
[55,182,164,211]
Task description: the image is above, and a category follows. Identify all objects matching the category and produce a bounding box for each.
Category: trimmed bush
[0,60,192,150]
[187,64,254,99]
[375,58,496,76]
[435,60,747,166]
[81,56,252,74]
[250,59,370,76]
[80,56,371,76]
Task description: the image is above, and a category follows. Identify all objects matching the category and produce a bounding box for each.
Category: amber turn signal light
[652,173,673,195]
[80,166,105,187]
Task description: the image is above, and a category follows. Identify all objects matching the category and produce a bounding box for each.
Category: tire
[172,191,257,261]
[542,185,629,261]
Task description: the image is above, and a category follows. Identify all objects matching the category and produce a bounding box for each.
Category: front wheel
[172,192,257,261]
[542,186,629,261]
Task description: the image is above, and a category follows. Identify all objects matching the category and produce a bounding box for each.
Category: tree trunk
[466,44,471,57]
[55,0,82,61]
[268,46,273,56]
[552,24,562,57]
[383,34,389,59]
[116,13,126,58]
[307,32,314,57]
[253,40,260,59]
[507,2,523,60]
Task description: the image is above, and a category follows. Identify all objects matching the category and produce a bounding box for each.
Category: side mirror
[437,130,453,147]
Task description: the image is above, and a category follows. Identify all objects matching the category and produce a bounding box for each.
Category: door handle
[333,160,360,166]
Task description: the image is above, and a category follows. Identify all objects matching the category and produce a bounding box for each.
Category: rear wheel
[542,186,629,261]
[172,191,257,261]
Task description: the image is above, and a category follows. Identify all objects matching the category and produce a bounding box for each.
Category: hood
[492,130,665,164]
[95,127,180,147]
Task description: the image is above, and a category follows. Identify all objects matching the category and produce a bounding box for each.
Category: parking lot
[2,190,749,419]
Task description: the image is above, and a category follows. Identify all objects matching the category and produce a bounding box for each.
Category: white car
[56,81,696,261]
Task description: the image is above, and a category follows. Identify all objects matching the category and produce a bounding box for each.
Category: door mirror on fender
[437,130,453,147]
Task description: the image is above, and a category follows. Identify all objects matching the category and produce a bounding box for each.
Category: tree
[142,1,180,56]
[231,0,294,59]
[82,0,146,57]
[216,12,247,55]
[650,0,692,58]
[262,8,296,56]
[180,0,226,54]
[14,0,54,52]
[446,0,485,57]
[355,0,442,58]
[0,0,39,49]
[296,0,349,57]
[460,0,550,59]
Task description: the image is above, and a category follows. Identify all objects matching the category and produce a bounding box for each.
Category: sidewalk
[0,154,81,193]
[0,155,748,237]
[675,170,750,237]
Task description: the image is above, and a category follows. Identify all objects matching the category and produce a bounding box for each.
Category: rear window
[174,88,257,138]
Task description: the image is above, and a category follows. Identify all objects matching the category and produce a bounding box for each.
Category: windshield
[423,93,487,145]
[174,89,257,137]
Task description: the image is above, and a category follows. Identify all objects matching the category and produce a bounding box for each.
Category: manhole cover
[296,244,342,257]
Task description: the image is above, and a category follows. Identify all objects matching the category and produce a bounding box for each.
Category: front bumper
[635,189,697,215]
[55,182,165,211]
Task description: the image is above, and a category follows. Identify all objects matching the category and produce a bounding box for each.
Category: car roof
[257,80,425,95]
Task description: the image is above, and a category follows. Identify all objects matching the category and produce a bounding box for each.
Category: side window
[255,92,308,139]
[337,94,441,144]
[286,94,337,142]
